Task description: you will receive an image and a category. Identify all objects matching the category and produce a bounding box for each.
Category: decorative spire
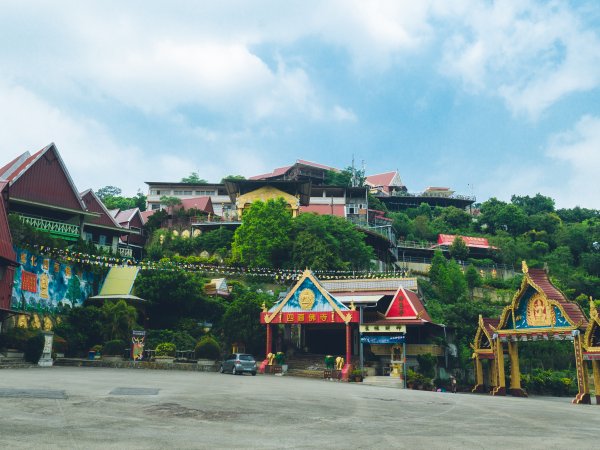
[521,260,529,274]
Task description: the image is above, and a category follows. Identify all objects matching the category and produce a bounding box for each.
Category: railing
[395,256,515,272]
[397,240,437,250]
[118,247,133,257]
[389,191,476,201]
[18,214,80,239]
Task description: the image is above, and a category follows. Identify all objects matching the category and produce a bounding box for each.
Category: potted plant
[275,352,287,373]
[103,339,126,362]
[52,335,68,359]
[351,369,364,382]
[194,336,220,368]
[155,342,176,363]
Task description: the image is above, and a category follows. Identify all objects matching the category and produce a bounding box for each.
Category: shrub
[92,344,103,353]
[103,339,127,356]
[521,369,578,396]
[406,369,433,390]
[155,342,176,357]
[416,353,436,379]
[145,329,196,352]
[52,335,68,355]
[275,352,285,365]
[1,327,36,351]
[24,334,45,363]
[194,336,221,360]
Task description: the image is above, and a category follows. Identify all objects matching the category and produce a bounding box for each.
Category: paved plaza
[0,367,599,449]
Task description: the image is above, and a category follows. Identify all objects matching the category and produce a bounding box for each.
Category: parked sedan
[220,353,257,375]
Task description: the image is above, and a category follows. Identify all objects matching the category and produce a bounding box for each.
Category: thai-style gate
[581,299,600,404]
[472,262,593,404]
[260,270,359,379]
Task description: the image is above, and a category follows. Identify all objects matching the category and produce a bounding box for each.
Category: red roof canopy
[299,204,346,217]
[437,234,492,249]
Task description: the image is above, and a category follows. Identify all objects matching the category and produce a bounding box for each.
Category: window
[99,235,107,246]
[84,232,93,242]
[173,190,183,195]
[151,203,160,210]
[183,190,192,195]
[195,190,215,196]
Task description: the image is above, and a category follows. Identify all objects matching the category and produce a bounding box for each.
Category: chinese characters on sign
[21,271,37,293]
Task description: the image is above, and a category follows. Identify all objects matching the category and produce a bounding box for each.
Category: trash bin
[88,351,95,360]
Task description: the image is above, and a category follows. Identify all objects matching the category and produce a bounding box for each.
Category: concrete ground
[0,367,599,449]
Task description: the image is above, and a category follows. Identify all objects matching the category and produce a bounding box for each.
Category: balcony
[18,214,80,241]
[118,247,133,257]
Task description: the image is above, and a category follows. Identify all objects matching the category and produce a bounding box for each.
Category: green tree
[231,198,293,267]
[181,172,207,184]
[465,265,482,299]
[134,269,224,329]
[290,213,374,270]
[221,175,246,182]
[511,194,555,215]
[101,300,138,342]
[449,236,469,261]
[219,287,274,357]
[66,275,82,305]
[96,186,122,200]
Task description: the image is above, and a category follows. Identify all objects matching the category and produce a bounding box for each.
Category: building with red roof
[112,208,146,259]
[0,143,98,242]
[365,171,406,195]
[0,182,18,318]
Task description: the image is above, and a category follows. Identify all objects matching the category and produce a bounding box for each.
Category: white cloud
[545,115,600,208]
[438,0,600,119]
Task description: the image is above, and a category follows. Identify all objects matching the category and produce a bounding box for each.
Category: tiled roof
[295,159,338,171]
[299,204,346,217]
[527,268,588,328]
[321,278,418,293]
[482,318,500,336]
[437,234,492,249]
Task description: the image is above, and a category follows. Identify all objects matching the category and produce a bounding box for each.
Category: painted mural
[11,247,97,312]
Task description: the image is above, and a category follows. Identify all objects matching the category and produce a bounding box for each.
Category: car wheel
[232,366,237,375]
[219,365,224,373]
[251,371,256,376]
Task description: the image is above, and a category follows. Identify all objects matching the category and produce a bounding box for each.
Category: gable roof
[365,171,403,188]
[384,286,432,322]
[80,189,123,230]
[0,143,87,212]
[249,165,292,180]
[0,182,17,266]
[179,196,214,213]
[497,262,588,332]
[114,208,140,225]
[262,270,358,324]
[140,209,155,224]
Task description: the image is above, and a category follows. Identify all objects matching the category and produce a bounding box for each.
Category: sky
[1,1,600,209]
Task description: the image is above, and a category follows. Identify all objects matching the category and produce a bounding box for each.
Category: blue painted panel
[10,247,97,312]
[270,277,348,313]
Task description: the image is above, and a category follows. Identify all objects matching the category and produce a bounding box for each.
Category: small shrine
[259,270,359,379]
[471,262,590,403]
[581,299,600,404]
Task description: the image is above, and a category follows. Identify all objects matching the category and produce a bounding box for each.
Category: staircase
[284,353,359,379]
[0,350,36,369]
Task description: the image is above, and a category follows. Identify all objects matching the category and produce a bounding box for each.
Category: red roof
[140,209,155,224]
[482,318,500,336]
[178,196,214,214]
[0,182,17,265]
[437,234,492,249]
[295,159,337,171]
[366,172,398,188]
[114,208,139,225]
[299,204,346,217]
[0,144,86,212]
[384,287,432,323]
[80,189,122,229]
[249,166,292,180]
[527,268,588,328]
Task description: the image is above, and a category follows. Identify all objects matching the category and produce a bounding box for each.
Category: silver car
[220,353,257,376]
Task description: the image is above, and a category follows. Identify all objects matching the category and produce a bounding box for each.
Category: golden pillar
[592,360,600,405]
[472,356,485,393]
[490,359,497,388]
[508,340,526,396]
[572,333,591,404]
[492,339,506,396]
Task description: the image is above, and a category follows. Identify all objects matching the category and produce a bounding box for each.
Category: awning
[360,335,405,344]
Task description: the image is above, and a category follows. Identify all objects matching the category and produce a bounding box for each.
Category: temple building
[0,181,18,328]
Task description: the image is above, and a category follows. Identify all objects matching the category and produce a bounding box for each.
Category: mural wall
[11,247,97,312]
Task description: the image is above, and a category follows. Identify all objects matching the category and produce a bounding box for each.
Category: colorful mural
[11,247,97,312]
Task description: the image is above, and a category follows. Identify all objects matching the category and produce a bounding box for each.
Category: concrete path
[0,367,598,449]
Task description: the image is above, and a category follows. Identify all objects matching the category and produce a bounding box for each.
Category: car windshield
[239,355,254,361]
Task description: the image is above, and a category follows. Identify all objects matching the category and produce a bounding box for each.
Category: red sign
[21,271,38,293]
[260,310,359,324]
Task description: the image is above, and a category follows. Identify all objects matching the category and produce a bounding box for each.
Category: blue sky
[1,1,600,208]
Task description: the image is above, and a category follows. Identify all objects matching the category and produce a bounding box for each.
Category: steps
[362,376,405,388]
[0,352,36,369]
